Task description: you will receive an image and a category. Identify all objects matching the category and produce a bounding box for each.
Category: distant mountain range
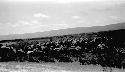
[0,23,125,41]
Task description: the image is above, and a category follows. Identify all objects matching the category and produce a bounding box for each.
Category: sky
[0,0,125,35]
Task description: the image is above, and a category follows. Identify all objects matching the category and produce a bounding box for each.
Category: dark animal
[0,46,16,61]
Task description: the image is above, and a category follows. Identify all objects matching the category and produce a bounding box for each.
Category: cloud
[19,21,32,25]
[0,22,4,27]
[33,13,50,18]
[31,20,40,24]
[72,16,81,19]
[12,20,50,28]
[77,20,86,23]
[109,16,125,20]
[0,22,11,25]
[12,20,38,27]
[51,23,68,26]
[4,0,124,3]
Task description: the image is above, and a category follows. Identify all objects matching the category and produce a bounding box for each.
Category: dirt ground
[0,62,124,72]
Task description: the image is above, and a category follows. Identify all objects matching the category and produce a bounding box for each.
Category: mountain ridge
[0,23,125,41]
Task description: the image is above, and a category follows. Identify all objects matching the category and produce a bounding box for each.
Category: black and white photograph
[0,0,125,72]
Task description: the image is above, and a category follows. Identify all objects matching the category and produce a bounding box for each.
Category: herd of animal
[0,29,125,69]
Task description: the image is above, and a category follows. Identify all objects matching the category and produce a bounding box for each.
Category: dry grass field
[0,62,124,72]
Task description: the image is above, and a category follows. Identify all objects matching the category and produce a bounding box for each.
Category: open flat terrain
[0,62,124,72]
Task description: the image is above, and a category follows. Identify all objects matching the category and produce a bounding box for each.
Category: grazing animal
[0,46,16,61]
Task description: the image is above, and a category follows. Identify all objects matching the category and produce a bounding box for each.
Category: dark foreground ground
[0,62,124,72]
